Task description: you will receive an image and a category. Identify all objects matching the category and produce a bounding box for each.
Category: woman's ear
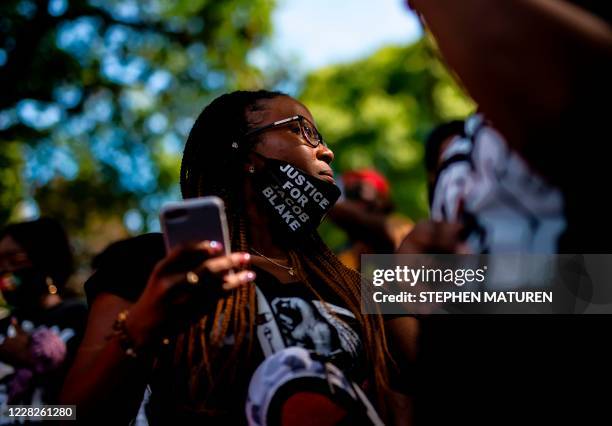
[245,151,266,174]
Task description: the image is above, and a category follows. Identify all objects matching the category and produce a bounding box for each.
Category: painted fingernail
[210,241,221,250]
[242,253,251,263]
[246,271,256,281]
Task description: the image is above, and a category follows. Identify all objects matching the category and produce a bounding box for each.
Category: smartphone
[159,196,231,254]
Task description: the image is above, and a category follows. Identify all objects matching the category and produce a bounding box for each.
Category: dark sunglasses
[242,115,325,148]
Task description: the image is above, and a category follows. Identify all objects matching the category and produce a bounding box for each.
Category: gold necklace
[250,248,296,277]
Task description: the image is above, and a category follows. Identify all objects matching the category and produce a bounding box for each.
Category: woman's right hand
[125,241,255,348]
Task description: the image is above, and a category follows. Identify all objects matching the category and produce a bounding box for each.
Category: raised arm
[409,0,612,177]
[328,200,397,252]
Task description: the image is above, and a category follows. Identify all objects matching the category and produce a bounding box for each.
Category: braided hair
[170,90,392,416]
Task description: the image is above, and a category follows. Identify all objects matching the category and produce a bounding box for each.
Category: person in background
[407,0,612,252]
[328,169,413,270]
[423,120,465,205]
[427,115,566,254]
[0,218,87,413]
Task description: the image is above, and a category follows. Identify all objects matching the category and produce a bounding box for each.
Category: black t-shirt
[85,233,166,305]
[84,233,365,425]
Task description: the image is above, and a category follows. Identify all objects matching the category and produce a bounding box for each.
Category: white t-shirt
[431,114,566,254]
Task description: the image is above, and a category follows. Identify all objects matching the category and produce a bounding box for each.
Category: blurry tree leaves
[300,38,475,227]
[0,0,276,258]
[0,0,475,271]
[0,142,23,224]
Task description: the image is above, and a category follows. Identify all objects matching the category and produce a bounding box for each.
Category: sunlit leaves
[0,142,23,224]
[300,39,475,223]
[0,0,276,241]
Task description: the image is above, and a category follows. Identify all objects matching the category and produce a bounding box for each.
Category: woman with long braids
[61,90,417,425]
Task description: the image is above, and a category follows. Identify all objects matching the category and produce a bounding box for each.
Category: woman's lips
[318,171,336,183]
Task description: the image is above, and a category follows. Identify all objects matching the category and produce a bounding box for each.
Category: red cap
[342,169,390,198]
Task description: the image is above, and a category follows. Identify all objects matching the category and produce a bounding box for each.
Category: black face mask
[251,156,340,240]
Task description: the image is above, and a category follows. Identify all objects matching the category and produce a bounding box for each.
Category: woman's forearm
[60,294,154,423]
[60,335,152,423]
[329,200,396,251]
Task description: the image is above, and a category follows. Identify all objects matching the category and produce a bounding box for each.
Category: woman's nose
[317,144,334,164]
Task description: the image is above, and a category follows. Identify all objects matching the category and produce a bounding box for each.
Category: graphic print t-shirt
[253,268,362,376]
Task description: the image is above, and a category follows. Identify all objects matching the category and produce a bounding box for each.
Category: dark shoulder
[85,233,165,305]
[90,233,165,269]
[569,0,612,23]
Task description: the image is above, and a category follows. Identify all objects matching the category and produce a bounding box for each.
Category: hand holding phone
[160,196,231,254]
[121,197,255,347]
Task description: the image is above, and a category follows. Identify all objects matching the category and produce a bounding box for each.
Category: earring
[231,141,239,149]
[248,165,255,174]
[45,276,58,295]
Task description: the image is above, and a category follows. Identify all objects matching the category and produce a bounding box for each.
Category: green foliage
[299,38,475,221]
[0,0,276,239]
[0,142,23,224]
[1,1,474,265]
